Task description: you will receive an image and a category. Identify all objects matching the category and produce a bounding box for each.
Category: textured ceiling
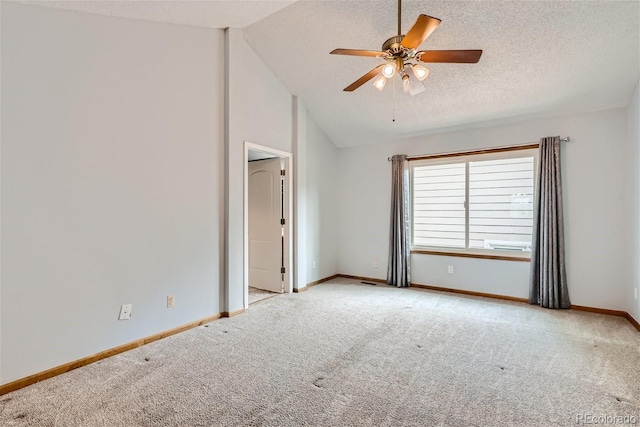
[18,1,640,148]
[245,0,640,147]
[19,0,296,29]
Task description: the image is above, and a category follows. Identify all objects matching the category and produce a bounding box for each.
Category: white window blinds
[411,147,537,257]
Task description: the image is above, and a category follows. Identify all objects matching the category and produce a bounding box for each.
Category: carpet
[0,278,638,426]
[248,287,279,305]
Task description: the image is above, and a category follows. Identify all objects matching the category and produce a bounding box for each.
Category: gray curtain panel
[529,136,571,308]
[387,155,411,287]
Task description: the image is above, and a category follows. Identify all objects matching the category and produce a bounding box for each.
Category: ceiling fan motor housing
[382,35,416,60]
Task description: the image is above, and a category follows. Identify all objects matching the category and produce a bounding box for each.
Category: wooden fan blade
[331,49,386,57]
[417,50,483,63]
[344,64,385,92]
[401,15,441,49]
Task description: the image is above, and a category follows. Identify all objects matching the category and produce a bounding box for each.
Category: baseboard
[570,305,628,317]
[571,305,640,332]
[336,274,639,332]
[338,274,386,284]
[410,282,529,303]
[0,313,222,396]
[294,274,341,293]
[625,312,640,332]
[335,275,525,304]
[306,274,340,288]
[221,308,245,318]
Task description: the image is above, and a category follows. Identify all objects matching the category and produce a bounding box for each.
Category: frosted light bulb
[381,63,396,78]
[372,75,387,91]
[402,74,411,93]
[412,65,429,81]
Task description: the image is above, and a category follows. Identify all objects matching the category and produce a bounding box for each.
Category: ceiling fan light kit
[330,0,482,95]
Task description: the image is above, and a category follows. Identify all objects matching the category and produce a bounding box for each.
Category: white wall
[0,3,224,384]
[338,108,629,310]
[338,143,391,280]
[627,79,640,322]
[0,0,4,382]
[224,28,292,312]
[305,114,339,283]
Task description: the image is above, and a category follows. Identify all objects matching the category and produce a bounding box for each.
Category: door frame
[243,141,293,309]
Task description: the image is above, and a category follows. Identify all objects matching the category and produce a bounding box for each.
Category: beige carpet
[248,287,279,305]
[1,278,638,426]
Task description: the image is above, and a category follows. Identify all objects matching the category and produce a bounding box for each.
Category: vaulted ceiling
[19,1,640,148]
[20,0,297,29]
[244,1,639,147]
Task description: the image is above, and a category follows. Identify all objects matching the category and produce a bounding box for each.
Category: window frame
[409,145,539,262]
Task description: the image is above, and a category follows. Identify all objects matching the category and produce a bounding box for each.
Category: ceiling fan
[330,0,482,95]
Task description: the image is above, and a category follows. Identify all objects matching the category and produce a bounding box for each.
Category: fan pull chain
[392,75,396,122]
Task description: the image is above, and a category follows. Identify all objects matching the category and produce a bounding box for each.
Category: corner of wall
[222,28,231,314]
[292,96,308,289]
[0,0,3,385]
[627,77,640,323]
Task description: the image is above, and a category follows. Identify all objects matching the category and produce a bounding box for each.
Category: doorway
[244,142,292,309]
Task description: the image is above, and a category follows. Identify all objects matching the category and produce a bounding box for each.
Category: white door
[248,158,283,293]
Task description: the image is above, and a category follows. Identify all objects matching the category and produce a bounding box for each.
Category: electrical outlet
[374,260,379,268]
[312,260,316,269]
[118,304,132,320]
[448,266,454,274]
[635,287,638,300]
[167,295,175,308]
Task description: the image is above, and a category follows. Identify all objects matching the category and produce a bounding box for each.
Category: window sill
[411,249,531,262]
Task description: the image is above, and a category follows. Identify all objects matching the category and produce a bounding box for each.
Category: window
[411,147,538,259]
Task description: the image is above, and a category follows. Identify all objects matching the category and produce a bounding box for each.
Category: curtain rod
[387,137,571,161]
